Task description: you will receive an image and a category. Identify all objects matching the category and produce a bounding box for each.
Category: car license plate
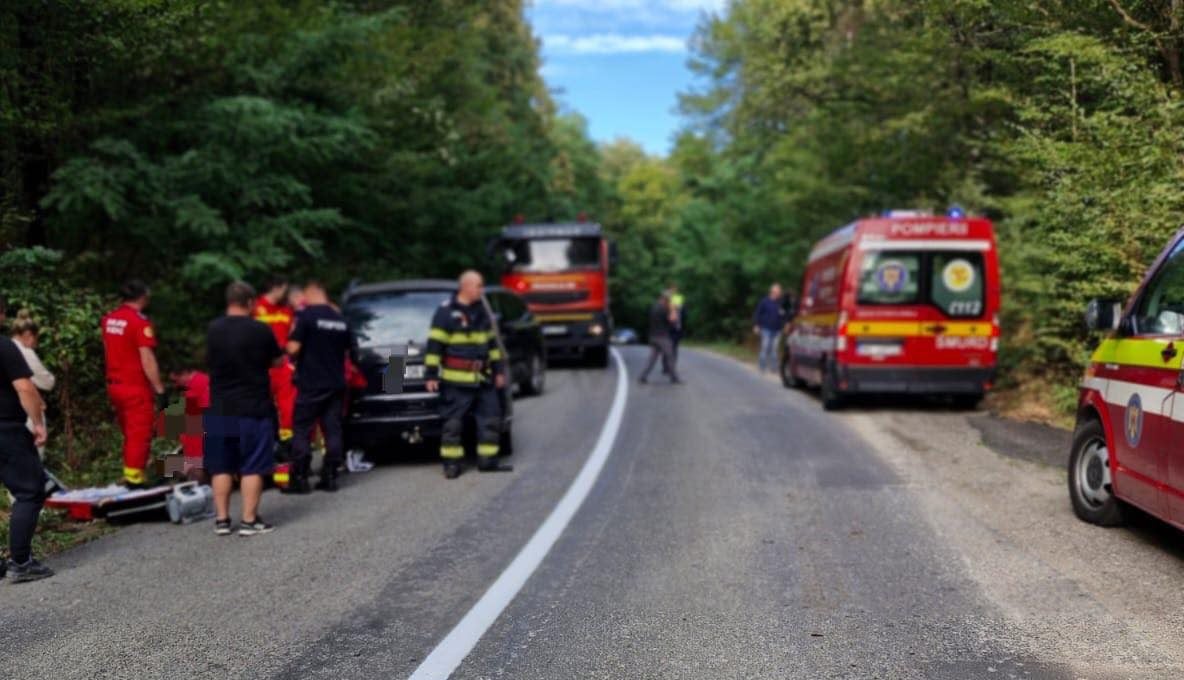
[404,364,425,379]
[542,324,568,336]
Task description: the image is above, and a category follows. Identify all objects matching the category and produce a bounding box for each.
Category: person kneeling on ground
[205,281,283,536]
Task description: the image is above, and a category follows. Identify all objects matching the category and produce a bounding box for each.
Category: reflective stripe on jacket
[425,296,504,385]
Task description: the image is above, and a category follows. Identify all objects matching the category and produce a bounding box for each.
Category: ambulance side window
[1134,243,1184,336]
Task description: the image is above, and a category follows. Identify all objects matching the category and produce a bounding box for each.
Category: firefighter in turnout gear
[425,271,512,479]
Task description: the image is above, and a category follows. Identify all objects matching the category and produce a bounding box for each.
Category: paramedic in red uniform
[252,275,297,457]
[102,280,166,488]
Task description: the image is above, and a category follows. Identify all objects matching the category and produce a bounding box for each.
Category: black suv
[342,279,546,457]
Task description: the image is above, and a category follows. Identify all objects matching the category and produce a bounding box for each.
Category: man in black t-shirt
[285,280,350,493]
[205,281,283,536]
[0,295,53,582]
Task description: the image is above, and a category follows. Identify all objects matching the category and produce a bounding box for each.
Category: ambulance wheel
[519,352,545,396]
[953,393,983,410]
[820,365,844,411]
[780,352,805,390]
[1068,418,1124,526]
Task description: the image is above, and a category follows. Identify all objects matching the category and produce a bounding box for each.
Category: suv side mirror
[1085,298,1123,332]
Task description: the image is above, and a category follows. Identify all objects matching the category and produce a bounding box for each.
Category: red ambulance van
[782,211,1000,409]
[1070,226,1184,530]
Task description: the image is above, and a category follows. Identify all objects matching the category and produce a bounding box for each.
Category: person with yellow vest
[424,271,511,479]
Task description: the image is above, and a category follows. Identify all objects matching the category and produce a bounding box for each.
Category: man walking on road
[0,296,53,582]
[101,280,167,488]
[753,283,786,373]
[286,281,350,493]
[638,290,681,385]
[205,281,283,536]
[424,270,511,479]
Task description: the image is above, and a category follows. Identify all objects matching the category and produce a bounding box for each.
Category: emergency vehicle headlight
[588,324,605,336]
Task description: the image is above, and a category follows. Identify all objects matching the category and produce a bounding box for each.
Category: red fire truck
[782,211,1000,409]
[493,222,615,367]
[1070,226,1184,530]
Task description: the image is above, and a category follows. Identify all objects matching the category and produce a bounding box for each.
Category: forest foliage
[2,0,1183,471]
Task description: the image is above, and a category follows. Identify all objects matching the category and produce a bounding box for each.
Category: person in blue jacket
[752,283,786,373]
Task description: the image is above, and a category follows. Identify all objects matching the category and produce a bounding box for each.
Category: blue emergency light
[947,205,966,218]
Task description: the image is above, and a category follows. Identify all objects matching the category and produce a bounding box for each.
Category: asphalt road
[4,347,1184,679]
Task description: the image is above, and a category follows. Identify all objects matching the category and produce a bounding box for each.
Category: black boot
[283,462,312,494]
[443,462,463,479]
[314,473,339,492]
[477,458,513,473]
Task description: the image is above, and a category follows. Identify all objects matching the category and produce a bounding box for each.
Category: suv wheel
[520,353,545,396]
[1068,418,1124,526]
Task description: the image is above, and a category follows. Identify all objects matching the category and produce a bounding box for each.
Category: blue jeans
[758,329,779,372]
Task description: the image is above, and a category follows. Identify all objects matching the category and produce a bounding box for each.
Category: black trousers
[291,388,345,477]
[0,424,46,564]
[640,337,679,381]
[439,384,501,461]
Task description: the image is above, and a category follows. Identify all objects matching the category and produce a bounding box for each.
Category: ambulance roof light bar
[880,209,934,218]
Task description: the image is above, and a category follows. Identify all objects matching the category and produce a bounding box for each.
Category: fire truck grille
[523,290,590,305]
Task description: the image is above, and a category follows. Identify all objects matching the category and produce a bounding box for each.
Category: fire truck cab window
[1135,243,1184,335]
[509,238,600,273]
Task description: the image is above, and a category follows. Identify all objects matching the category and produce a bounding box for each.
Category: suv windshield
[857,250,985,318]
[506,237,600,273]
[344,291,451,348]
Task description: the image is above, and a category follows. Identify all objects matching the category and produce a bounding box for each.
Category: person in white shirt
[10,311,54,452]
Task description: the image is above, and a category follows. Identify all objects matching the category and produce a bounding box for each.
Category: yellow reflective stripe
[278,428,293,441]
[1092,337,1184,370]
[796,312,839,326]
[488,348,503,361]
[424,354,441,367]
[273,472,290,484]
[845,321,994,338]
[846,321,921,337]
[123,467,146,484]
[447,331,489,344]
[441,368,481,383]
[440,445,464,460]
[931,322,993,337]
[477,443,499,457]
[429,328,449,342]
[254,313,291,324]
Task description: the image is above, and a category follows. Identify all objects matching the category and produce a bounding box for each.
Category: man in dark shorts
[285,280,350,493]
[0,295,53,581]
[205,281,283,536]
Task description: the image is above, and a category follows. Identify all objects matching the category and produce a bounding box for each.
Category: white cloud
[544,33,686,54]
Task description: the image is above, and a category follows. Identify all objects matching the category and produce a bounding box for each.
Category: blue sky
[526,0,726,156]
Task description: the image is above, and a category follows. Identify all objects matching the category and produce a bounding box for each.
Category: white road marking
[407,348,630,680]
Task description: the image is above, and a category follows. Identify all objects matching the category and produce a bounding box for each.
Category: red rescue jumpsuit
[102,304,158,484]
[178,371,210,474]
[252,297,297,442]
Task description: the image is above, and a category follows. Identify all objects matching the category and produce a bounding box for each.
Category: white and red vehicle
[1070,226,1184,529]
[782,211,1001,409]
